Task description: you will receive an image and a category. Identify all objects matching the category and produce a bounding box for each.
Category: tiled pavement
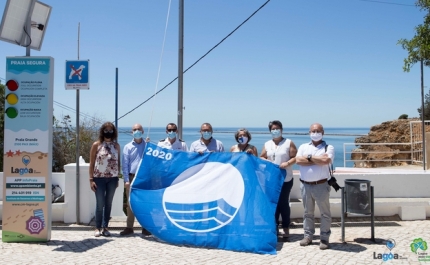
[1,216,429,264]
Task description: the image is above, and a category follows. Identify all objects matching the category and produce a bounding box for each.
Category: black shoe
[142,228,151,236]
[120,228,134,236]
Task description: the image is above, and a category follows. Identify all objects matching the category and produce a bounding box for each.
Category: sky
[0,0,426,130]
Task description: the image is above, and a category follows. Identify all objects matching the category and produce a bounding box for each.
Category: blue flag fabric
[130,142,286,255]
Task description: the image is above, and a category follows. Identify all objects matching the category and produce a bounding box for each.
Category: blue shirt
[189,138,224,152]
[122,139,146,182]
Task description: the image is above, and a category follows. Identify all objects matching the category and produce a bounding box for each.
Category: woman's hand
[279,162,290,169]
[90,180,97,192]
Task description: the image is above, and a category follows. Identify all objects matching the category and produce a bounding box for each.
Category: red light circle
[6,80,19,91]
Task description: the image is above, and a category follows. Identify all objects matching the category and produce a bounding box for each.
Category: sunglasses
[104,129,114,133]
[167,129,177,132]
[132,128,142,131]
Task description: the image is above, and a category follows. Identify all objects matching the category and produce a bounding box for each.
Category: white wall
[290,169,430,200]
[63,163,125,224]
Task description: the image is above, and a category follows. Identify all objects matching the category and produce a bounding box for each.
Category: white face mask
[238,136,248,144]
[310,132,323,142]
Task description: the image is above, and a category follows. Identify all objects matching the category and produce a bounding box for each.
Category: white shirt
[157,137,188,151]
[264,138,293,182]
[296,141,335,182]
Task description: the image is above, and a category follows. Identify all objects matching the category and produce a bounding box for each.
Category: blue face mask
[202,131,212,140]
[238,136,248,144]
[167,131,177,139]
[133,130,142,139]
[271,129,281,139]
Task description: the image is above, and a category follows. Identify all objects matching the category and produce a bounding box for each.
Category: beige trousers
[125,174,135,228]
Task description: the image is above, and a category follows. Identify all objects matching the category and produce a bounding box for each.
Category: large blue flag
[130,142,286,254]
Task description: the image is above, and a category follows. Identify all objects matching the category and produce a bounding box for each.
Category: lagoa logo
[162,162,245,232]
[373,238,399,261]
[11,167,34,175]
[11,155,34,175]
[22,155,31,166]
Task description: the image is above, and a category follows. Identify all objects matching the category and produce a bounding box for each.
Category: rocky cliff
[352,119,425,168]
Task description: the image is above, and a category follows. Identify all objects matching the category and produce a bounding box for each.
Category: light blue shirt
[189,138,224,152]
[122,139,146,182]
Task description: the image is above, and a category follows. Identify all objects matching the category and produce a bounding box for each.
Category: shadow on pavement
[50,238,112,252]
[354,237,387,245]
[329,242,367,252]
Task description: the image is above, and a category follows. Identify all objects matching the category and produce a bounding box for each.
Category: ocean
[117,127,370,169]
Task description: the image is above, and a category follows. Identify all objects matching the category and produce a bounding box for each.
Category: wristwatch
[307,154,312,162]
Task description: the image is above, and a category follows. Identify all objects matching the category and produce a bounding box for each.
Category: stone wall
[351,119,424,168]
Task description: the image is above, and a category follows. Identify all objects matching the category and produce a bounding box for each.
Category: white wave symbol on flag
[162,162,245,232]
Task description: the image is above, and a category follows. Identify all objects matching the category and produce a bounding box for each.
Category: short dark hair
[200,123,213,132]
[268,120,283,131]
[234,128,252,143]
[166,123,177,130]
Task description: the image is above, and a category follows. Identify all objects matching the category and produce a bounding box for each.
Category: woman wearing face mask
[260,120,297,238]
[230,128,258,156]
[89,122,121,237]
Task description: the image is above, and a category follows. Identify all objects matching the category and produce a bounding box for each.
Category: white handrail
[343,142,413,167]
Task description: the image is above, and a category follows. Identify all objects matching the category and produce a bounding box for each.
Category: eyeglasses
[167,129,177,132]
[104,130,114,133]
[310,130,322,133]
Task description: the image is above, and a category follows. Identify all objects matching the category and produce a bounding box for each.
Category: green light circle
[6,107,18,119]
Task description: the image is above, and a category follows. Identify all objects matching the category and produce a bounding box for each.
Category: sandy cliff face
[352,119,424,168]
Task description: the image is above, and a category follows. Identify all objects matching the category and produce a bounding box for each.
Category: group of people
[88,120,335,250]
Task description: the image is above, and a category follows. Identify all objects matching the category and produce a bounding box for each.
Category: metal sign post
[65,25,90,224]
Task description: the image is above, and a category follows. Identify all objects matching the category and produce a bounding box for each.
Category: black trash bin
[345,179,372,215]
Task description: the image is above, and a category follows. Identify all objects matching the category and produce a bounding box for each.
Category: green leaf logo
[410,238,428,254]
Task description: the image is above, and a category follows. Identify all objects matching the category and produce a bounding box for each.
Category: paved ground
[1,217,429,264]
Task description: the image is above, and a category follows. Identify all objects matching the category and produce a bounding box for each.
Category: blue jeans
[94,177,118,229]
[275,178,294,228]
[300,182,332,241]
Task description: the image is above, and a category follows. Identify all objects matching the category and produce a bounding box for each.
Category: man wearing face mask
[120,123,150,236]
[189,123,224,153]
[157,123,188,151]
[296,123,334,250]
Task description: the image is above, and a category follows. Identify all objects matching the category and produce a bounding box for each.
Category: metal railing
[343,142,413,168]
[409,120,430,165]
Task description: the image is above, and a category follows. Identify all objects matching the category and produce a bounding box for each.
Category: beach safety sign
[65,60,89,90]
[3,56,54,242]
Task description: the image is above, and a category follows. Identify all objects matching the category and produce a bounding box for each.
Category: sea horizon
[117,127,369,168]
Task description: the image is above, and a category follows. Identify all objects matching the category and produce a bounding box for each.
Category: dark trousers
[94,177,118,229]
[275,178,294,228]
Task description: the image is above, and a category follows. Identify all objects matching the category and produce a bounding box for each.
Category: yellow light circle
[6,93,18,105]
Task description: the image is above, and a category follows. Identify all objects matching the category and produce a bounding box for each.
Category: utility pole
[421,59,426,170]
[177,0,184,138]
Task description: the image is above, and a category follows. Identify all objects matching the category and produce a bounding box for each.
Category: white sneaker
[94,229,101,237]
[102,229,111,237]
